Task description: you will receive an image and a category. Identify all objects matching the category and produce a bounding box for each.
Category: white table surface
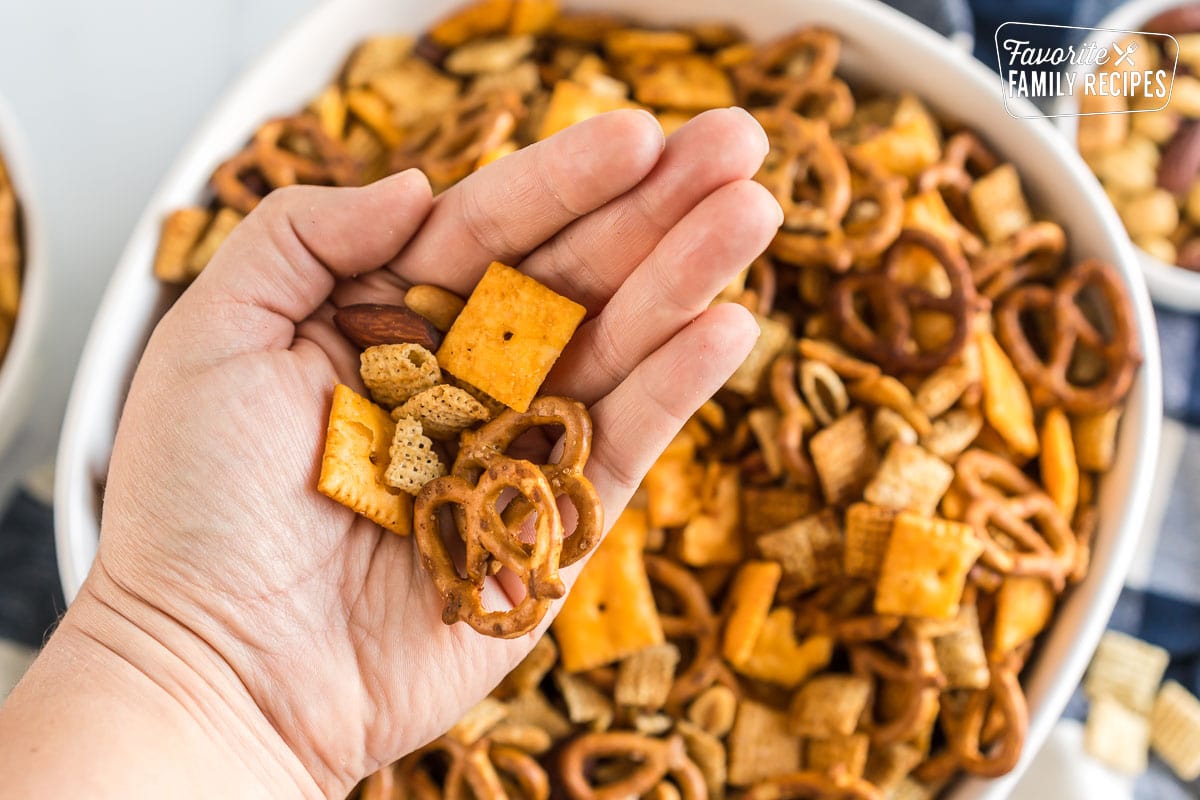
[0,0,319,498]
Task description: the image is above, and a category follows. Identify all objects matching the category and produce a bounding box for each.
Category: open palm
[90,108,779,796]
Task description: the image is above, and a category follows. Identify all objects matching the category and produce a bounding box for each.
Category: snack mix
[150,1,1144,796]
[1077,7,1200,272]
[0,151,20,361]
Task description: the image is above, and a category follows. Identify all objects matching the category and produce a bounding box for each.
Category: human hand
[64,108,780,796]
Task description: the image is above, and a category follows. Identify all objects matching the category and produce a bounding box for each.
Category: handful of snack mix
[1076,5,1200,272]
[149,1,1145,796]
[0,152,20,361]
[318,262,601,639]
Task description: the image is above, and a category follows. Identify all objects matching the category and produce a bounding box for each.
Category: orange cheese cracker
[317,384,413,535]
[538,79,641,140]
[437,262,586,412]
[554,508,664,672]
[874,512,982,620]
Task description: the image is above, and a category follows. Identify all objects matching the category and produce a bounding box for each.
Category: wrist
[0,562,328,799]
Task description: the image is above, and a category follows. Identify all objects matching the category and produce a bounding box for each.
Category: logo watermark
[994,22,1178,118]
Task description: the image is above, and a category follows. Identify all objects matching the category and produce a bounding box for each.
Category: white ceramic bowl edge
[53,2,1163,797]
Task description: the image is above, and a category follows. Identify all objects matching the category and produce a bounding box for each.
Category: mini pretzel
[793,582,902,644]
[644,555,726,708]
[414,457,564,638]
[741,771,884,800]
[850,624,945,746]
[972,221,1066,301]
[917,131,998,199]
[771,151,904,271]
[735,28,841,107]
[211,149,269,216]
[212,115,361,214]
[391,89,521,189]
[941,658,1028,778]
[954,448,1041,502]
[560,732,706,800]
[754,108,851,240]
[742,255,779,317]
[964,493,1076,591]
[254,115,361,190]
[916,131,997,256]
[769,356,818,487]
[828,228,977,373]
[995,259,1140,413]
[396,734,551,800]
[454,396,603,567]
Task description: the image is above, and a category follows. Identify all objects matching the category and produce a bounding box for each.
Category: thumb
[161,169,434,363]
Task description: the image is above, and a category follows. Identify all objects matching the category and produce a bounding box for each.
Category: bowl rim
[52,1,1164,797]
[0,92,49,476]
[1051,0,1200,311]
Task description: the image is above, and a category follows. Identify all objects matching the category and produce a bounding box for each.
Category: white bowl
[1053,0,1200,312]
[0,93,48,488]
[54,0,1163,796]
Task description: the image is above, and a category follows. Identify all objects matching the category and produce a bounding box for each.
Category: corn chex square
[1084,630,1170,714]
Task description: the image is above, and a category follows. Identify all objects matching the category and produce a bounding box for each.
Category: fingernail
[728,106,769,157]
[634,108,666,144]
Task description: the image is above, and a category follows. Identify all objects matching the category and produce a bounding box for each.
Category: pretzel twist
[455,396,603,567]
[735,28,841,108]
[212,114,361,214]
[391,89,521,189]
[644,555,727,708]
[850,624,945,746]
[560,733,706,800]
[394,734,551,800]
[755,109,852,235]
[965,494,1076,592]
[771,151,904,272]
[828,228,977,373]
[941,659,1028,778]
[742,771,884,800]
[415,457,564,638]
[995,259,1140,412]
[971,222,1066,301]
[769,356,818,487]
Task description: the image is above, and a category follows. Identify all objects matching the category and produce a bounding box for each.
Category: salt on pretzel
[560,732,707,800]
[454,395,603,567]
[414,456,564,638]
[828,228,977,374]
[995,259,1141,413]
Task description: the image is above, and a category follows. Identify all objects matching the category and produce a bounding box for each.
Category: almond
[334,303,443,350]
[1158,120,1200,195]
[1143,5,1200,34]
